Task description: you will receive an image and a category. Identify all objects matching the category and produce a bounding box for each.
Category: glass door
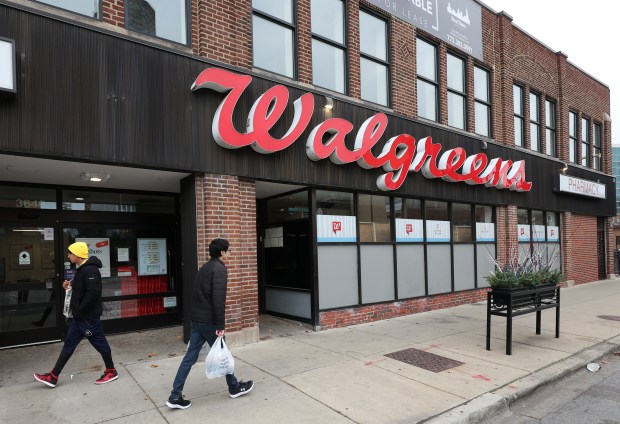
[0,223,62,348]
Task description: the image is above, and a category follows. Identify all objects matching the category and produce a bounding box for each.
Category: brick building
[0,0,614,348]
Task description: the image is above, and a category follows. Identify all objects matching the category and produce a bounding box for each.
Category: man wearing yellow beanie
[33,242,118,387]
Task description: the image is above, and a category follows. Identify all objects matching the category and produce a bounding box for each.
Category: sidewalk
[2,279,620,424]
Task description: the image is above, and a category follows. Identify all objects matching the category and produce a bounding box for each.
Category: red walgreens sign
[191,68,532,192]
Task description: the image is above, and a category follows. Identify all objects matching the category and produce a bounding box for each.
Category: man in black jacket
[33,242,118,388]
[166,238,253,410]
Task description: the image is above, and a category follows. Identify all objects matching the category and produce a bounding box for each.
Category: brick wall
[320,288,488,329]
[564,213,599,284]
[194,174,258,333]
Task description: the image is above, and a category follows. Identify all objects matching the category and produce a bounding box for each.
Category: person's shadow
[32,279,55,327]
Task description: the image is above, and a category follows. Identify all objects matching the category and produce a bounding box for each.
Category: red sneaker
[34,371,58,388]
[95,368,118,385]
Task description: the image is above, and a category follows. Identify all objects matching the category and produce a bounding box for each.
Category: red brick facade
[35,0,611,332]
[194,174,258,334]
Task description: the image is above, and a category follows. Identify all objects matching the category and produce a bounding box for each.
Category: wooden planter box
[486,284,560,355]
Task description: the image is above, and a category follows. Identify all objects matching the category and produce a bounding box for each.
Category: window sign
[163,296,177,308]
[395,219,423,242]
[137,238,168,276]
[77,238,111,277]
[517,225,530,242]
[426,220,450,242]
[547,226,559,242]
[475,222,495,242]
[532,225,545,242]
[265,227,284,248]
[117,247,130,262]
[317,215,356,242]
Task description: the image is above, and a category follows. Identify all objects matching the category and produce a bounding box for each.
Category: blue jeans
[170,321,238,398]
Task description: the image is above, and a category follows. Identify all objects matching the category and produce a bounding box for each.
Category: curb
[423,336,620,423]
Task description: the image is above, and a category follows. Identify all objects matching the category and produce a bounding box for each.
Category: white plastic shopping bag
[62,288,73,318]
[204,336,235,379]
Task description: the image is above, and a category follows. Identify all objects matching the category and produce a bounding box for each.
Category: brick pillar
[297,0,312,85]
[607,217,616,279]
[561,211,573,282]
[195,174,259,346]
[496,205,518,266]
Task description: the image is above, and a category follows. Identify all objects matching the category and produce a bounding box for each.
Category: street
[485,352,620,423]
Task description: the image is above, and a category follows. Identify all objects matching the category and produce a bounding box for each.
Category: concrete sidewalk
[2,279,620,424]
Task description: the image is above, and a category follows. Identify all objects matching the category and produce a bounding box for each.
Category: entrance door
[259,190,313,323]
[0,223,62,348]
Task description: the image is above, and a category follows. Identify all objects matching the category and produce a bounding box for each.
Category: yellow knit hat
[68,242,89,259]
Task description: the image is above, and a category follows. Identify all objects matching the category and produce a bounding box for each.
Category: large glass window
[474,66,490,137]
[581,117,590,167]
[358,194,391,242]
[593,123,602,170]
[360,10,389,106]
[545,99,557,157]
[311,0,346,93]
[253,0,295,78]
[452,203,472,242]
[316,190,353,216]
[416,38,437,121]
[125,0,187,44]
[34,0,100,18]
[396,198,422,219]
[425,201,449,242]
[569,111,578,163]
[447,53,466,130]
[513,84,524,147]
[529,92,541,152]
[63,226,177,320]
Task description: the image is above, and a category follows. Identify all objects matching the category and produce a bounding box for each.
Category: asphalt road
[484,352,620,423]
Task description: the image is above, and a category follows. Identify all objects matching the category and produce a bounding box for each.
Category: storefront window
[475,205,495,242]
[62,190,175,214]
[452,203,472,242]
[316,190,353,216]
[125,0,187,44]
[34,0,100,18]
[63,227,177,320]
[358,194,391,242]
[0,185,57,209]
[532,210,545,241]
[425,201,449,242]
[546,212,560,242]
[266,191,308,225]
[397,198,421,219]
[394,198,422,242]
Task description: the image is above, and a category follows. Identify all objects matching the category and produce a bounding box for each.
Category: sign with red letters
[192,68,532,193]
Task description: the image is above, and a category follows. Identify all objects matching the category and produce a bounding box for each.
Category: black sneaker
[229,380,254,398]
[166,395,192,409]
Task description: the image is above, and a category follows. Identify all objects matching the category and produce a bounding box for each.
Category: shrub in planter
[486,247,564,289]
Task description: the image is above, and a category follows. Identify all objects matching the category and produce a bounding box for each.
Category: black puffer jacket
[69,256,103,320]
[190,257,227,330]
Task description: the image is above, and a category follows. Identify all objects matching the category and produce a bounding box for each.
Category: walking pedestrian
[166,238,253,410]
[33,242,118,387]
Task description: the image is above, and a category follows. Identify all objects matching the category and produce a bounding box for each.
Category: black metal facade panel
[0,4,615,216]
